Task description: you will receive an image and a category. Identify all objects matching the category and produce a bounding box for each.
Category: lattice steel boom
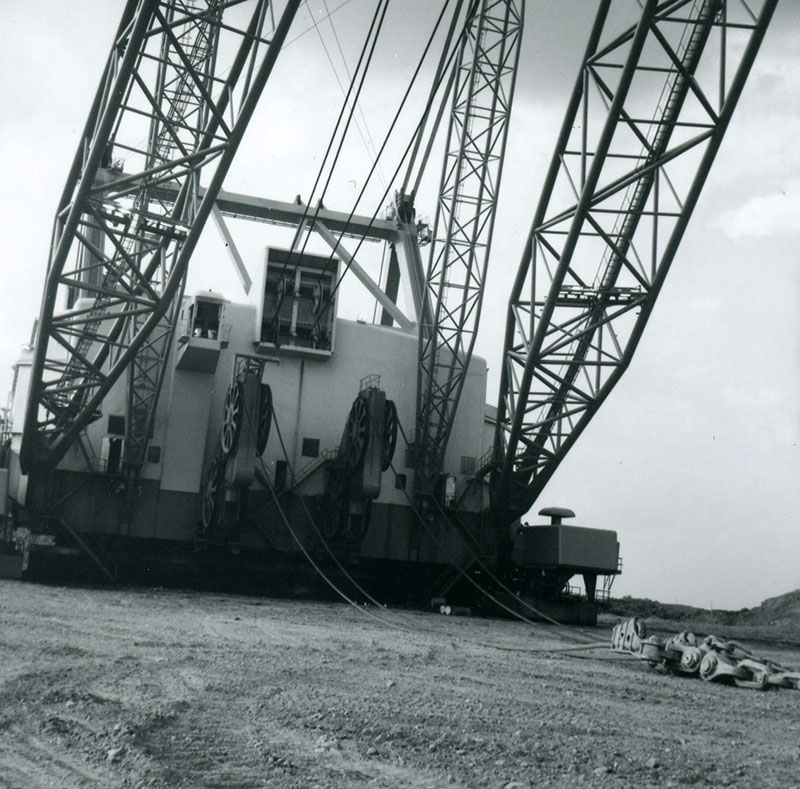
[415,0,523,498]
[493,0,778,521]
[20,0,301,473]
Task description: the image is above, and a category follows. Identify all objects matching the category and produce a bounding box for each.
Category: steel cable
[400,0,474,198]
[258,402,539,643]
[315,0,389,189]
[233,386,606,650]
[245,1,602,637]
[268,0,390,310]
[264,396,578,637]
[300,0,463,322]
[391,415,602,639]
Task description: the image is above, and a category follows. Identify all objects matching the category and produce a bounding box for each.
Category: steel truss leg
[493,0,778,521]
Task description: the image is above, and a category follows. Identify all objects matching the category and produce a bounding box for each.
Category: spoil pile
[738,588,800,628]
[608,588,800,631]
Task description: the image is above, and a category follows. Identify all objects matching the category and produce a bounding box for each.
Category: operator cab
[185,291,225,339]
[176,291,229,373]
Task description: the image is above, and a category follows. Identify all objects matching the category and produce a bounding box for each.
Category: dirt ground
[1,580,799,788]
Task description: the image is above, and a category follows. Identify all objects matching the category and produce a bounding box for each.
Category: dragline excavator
[2,0,778,617]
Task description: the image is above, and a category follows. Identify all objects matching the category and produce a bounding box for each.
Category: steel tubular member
[21,0,302,473]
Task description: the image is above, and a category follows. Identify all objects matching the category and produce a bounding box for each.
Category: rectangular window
[108,415,125,436]
[302,438,320,458]
[193,299,222,339]
[259,248,337,356]
[146,445,161,464]
[395,474,407,490]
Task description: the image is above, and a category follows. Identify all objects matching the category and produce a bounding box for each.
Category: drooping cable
[245,391,536,642]
[268,0,390,317]
[400,0,473,198]
[224,363,604,646]
[308,0,464,323]
[257,409,453,633]
[263,470,605,653]
[306,0,388,190]
[386,451,584,634]
[391,414,598,634]
[240,394,602,648]
[240,391,412,632]
[259,401,537,643]
[263,480,414,633]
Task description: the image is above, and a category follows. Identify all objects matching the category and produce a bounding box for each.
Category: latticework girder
[126,0,220,472]
[20,0,302,472]
[415,0,523,498]
[493,0,778,521]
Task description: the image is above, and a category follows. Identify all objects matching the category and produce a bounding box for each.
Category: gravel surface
[1,579,798,788]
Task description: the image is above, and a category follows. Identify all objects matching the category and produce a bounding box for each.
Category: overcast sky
[0,1,797,610]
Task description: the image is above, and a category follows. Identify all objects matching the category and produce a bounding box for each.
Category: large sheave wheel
[382,399,398,471]
[201,455,221,531]
[221,382,242,456]
[345,397,369,467]
[256,384,272,455]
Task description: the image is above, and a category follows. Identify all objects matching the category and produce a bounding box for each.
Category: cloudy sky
[0,1,797,609]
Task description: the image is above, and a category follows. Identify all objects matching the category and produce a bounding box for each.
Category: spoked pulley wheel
[221,382,242,456]
[201,455,221,531]
[345,397,369,468]
[382,399,398,471]
[256,383,272,455]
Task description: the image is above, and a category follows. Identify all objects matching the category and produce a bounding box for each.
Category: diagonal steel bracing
[21,0,302,472]
[493,0,778,522]
[126,0,221,472]
[415,0,523,499]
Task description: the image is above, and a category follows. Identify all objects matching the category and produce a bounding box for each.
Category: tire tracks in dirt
[0,724,113,789]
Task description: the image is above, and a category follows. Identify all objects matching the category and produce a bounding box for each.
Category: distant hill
[606,588,800,633]
[737,588,800,627]
[606,596,743,624]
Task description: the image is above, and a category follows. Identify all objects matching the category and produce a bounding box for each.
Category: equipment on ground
[612,617,800,690]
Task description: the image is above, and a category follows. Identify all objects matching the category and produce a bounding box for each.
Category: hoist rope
[233,386,601,647]
[390,414,600,635]
[306,0,389,189]
[400,0,475,198]
[268,0,391,314]
[307,0,465,323]
[283,0,357,49]
[371,240,389,324]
